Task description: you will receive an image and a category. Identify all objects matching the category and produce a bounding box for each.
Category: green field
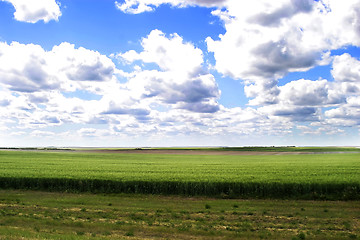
[1,149,360,239]
[0,190,359,240]
[0,150,359,199]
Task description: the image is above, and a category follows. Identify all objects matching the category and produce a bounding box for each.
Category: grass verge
[0,190,359,240]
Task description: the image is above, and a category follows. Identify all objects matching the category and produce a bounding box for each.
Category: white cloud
[115,0,360,130]
[278,79,345,106]
[324,95,360,127]
[30,130,56,137]
[0,41,116,93]
[244,79,280,105]
[297,124,346,136]
[118,30,220,113]
[206,0,360,106]
[3,0,61,23]
[332,53,360,83]
[207,1,316,81]
[0,42,58,92]
[115,0,226,14]
[248,53,360,127]
[1,1,360,145]
[120,29,203,74]
[0,41,125,131]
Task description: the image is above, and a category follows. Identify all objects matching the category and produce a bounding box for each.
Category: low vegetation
[1,148,359,239]
[0,190,359,239]
[0,150,359,199]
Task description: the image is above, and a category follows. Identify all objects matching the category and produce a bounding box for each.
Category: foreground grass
[0,151,360,199]
[0,190,359,240]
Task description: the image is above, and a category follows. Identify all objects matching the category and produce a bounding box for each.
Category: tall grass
[0,151,359,199]
[0,177,358,200]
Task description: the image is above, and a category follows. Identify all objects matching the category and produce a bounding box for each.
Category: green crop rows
[0,151,360,199]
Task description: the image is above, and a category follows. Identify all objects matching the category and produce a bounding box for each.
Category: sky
[0,0,360,147]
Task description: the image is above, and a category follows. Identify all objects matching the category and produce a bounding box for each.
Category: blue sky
[0,0,359,147]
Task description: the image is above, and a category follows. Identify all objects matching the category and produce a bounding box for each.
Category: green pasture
[0,151,359,199]
[0,190,359,240]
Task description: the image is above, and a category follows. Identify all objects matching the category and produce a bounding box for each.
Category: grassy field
[0,150,359,199]
[0,149,359,239]
[0,190,359,240]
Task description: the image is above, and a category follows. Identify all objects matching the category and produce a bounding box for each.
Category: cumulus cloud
[0,42,56,92]
[113,0,360,130]
[207,0,360,79]
[0,41,125,131]
[120,29,203,74]
[332,53,360,83]
[0,41,116,93]
[264,105,321,122]
[278,79,345,106]
[2,1,360,144]
[325,106,360,121]
[118,30,220,113]
[244,79,280,105]
[253,53,360,125]
[50,43,116,86]
[115,0,226,14]
[3,0,61,23]
[102,100,151,121]
[205,0,360,106]
[115,0,360,130]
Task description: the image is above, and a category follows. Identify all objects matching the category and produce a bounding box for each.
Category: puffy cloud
[102,100,151,121]
[49,43,117,95]
[271,106,320,122]
[278,79,345,106]
[205,0,360,106]
[296,124,346,135]
[0,42,116,93]
[325,106,360,121]
[209,0,360,79]
[244,79,280,105]
[116,0,360,128]
[3,0,61,23]
[324,95,360,127]
[118,30,220,113]
[0,41,123,131]
[120,29,203,74]
[0,42,59,92]
[250,53,360,125]
[2,1,360,144]
[332,53,360,83]
[115,0,226,14]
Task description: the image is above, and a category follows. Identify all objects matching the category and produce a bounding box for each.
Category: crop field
[0,149,359,199]
[0,148,360,239]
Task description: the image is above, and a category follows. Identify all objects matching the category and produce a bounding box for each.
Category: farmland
[0,148,360,239]
[0,149,359,199]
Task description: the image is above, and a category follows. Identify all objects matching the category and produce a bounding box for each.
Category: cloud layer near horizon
[0,0,360,146]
